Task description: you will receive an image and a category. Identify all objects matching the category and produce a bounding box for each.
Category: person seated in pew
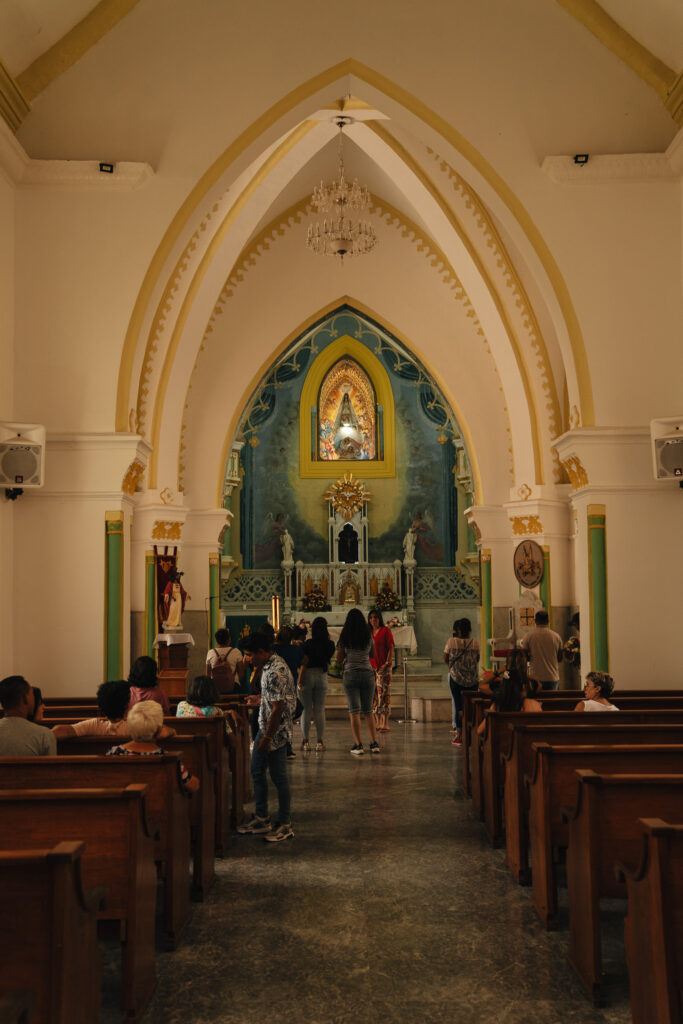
[477,667,543,735]
[574,670,619,712]
[0,675,56,755]
[108,700,199,792]
[51,679,133,739]
[176,675,225,719]
[128,655,171,715]
[478,669,501,699]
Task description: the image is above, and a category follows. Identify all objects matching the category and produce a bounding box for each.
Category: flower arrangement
[563,636,580,664]
[302,588,329,612]
[375,587,402,612]
[386,616,402,628]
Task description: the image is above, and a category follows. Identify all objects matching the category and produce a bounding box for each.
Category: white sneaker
[350,744,364,756]
[301,740,310,752]
[264,822,295,843]
[316,740,325,752]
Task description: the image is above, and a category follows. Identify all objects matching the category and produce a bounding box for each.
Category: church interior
[0,0,682,1020]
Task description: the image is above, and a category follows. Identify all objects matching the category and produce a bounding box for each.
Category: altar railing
[221,569,284,605]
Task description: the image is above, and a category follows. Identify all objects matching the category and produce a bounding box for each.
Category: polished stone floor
[103,722,631,1023]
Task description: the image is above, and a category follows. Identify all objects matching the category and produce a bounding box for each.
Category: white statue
[403,527,416,564]
[281,529,294,564]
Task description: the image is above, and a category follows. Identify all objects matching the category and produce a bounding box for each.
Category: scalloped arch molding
[115,60,594,498]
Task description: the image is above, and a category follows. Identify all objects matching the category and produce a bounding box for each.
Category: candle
[271,595,280,633]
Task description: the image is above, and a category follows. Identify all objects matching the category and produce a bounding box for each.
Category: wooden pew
[0,842,103,1024]
[616,818,683,1024]
[503,721,683,885]
[562,770,683,1004]
[476,708,683,846]
[57,734,216,901]
[0,785,157,1021]
[0,991,34,1024]
[164,716,234,854]
[0,754,191,949]
[525,742,683,927]
[461,689,683,799]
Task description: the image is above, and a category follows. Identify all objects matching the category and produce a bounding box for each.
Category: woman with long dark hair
[297,616,335,752]
[477,665,542,735]
[337,607,380,755]
[444,617,479,746]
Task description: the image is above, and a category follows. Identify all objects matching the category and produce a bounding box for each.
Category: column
[145,549,156,657]
[587,504,609,672]
[209,552,220,646]
[539,545,552,625]
[480,549,492,670]
[105,511,124,680]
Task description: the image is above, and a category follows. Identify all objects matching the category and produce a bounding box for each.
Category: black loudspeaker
[0,424,45,487]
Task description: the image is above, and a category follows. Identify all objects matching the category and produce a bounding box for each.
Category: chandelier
[306,118,378,261]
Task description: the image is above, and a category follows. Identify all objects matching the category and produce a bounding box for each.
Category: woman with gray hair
[574,671,618,712]
[107,700,199,791]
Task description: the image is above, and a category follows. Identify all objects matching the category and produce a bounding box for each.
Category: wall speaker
[0,423,45,488]
[651,417,683,480]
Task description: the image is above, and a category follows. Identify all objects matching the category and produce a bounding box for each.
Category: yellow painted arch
[116,59,594,440]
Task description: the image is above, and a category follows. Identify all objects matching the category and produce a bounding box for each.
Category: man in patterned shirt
[237,631,296,842]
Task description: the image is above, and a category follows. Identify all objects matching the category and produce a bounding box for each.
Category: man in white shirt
[519,610,563,690]
[0,675,57,756]
[206,628,244,687]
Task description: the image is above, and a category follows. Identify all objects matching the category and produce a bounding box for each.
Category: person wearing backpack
[206,628,244,694]
[444,617,480,747]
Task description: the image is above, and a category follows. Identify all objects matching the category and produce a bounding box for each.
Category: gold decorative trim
[511,515,543,536]
[426,148,564,482]
[569,405,581,429]
[517,483,532,501]
[16,0,145,103]
[117,59,594,438]
[371,122,540,483]
[553,0,677,105]
[560,455,589,491]
[151,520,182,541]
[324,473,372,520]
[0,59,30,132]
[121,458,145,495]
[665,72,683,126]
[147,120,316,487]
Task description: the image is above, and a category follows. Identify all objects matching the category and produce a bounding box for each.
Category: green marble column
[539,545,552,625]
[209,553,220,646]
[145,550,156,657]
[105,513,124,681]
[481,549,492,670]
[588,505,609,671]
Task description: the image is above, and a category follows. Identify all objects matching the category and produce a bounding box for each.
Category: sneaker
[315,741,325,752]
[237,814,272,835]
[301,740,310,752]
[264,822,295,843]
[452,731,462,746]
[350,744,364,756]
[287,747,296,760]
[369,741,381,754]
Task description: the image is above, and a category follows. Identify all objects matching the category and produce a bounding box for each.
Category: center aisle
[115,722,630,1024]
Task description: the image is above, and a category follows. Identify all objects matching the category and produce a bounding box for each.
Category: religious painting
[513,540,544,588]
[318,358,376,461]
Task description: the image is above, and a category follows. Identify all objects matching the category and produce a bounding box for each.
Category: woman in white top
[574,670,619,712]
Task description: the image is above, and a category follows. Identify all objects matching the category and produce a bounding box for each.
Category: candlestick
[271,594,280,633]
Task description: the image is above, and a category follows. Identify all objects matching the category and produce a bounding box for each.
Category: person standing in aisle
[336,608,380,756]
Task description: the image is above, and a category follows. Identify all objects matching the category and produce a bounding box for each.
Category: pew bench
[616,818,683,1024]
[562,770,683,1004]
[0,754,192,949]
[0,785,157,1021]
[502,722,683,885]
[0,842,103,1024]
[524,742,683,927]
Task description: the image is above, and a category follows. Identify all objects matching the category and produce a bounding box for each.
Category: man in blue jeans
[237,631,296,843]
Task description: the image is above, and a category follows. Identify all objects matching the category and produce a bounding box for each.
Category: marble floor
[102,722,631,1024]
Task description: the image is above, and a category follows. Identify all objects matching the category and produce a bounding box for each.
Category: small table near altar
[154,632,195,698]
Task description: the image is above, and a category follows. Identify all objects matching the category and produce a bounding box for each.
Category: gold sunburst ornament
[324,473,371,521]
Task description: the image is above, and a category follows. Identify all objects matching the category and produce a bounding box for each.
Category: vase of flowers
[563,635,580,666]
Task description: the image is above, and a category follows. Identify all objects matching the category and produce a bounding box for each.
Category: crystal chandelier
[306,118,378,261]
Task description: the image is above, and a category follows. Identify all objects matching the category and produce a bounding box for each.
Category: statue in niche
[280,529,294,564]
[339,573,360,605]
[162,571,190,631]
[338,523,359,564]
[334,392,363,459]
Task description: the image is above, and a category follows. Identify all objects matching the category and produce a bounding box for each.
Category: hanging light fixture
[306,117,378,262]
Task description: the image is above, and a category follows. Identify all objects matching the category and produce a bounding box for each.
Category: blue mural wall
[237,307,459,569]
